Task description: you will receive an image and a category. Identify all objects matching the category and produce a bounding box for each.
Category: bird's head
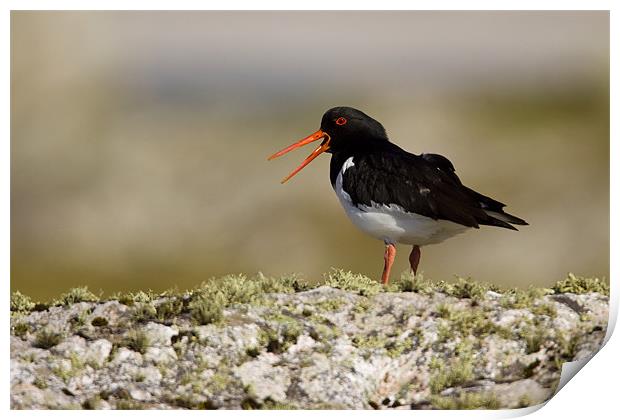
[268,106,388,183]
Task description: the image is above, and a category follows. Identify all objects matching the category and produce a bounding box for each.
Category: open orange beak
[268,129,331,183]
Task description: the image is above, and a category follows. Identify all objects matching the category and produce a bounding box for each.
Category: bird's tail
[465,187,528,230]
[483,209,528,230]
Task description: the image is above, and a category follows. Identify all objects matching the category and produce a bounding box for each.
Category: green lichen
[171,394,217,409]
[314,298,346,312]
[553,273,609,296]
[261,399,298,409]
[520,325,547,354]
[189,298,223,325]
[430,392,500,409]
[500,286,547,310]
[264,310,298,324]
[207,371,233,393]
[352,297,372,313]
[435,305,512,340]
[531,302,558,317]
[8,268,610,410]
[280,322,303,346]
[112,289,159,306]
[323,269,383,296]
[116,399,145,410]
[351,331,415,358]
[194,273,294,306]
[20,352,37,363]
[245,346,261,358]
[522,360,541,378]
[33,376,48,389]
[50,363,72,382]
[33,329,64,349]
[50,353,90,383]
[69,308,93,329]
[156,298,184,321]
[91,316,109,327]
[397,305,423,324]
[11,290,35,314]
[429,344,475,394]
[69,352,85,371]
[258,315,303,353]
[123,329,150,354]
[352,333,386,350]
[391,272,499,302]
[437,321,454,343]
[440,277,492,300]
[308,318,341,349]
[556,331,580,361]
[130,290,158,304]
[455,309,511,339]
[132,303,157,323]
[82,396,103,409]
[435,303,454,319]
[517,394,533,408]
[241,397,262,410]
[12,322,32,338]
[384,335,415,358]
[276,273,312,293]
[391,272,435,294]
[54,286,99,306]
[258,328,281,353]
[183,272,310,325]
[179,372,194,386]
[116,294,135,306]
[25,270,610,317]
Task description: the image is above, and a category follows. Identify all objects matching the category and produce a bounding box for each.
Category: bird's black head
[268,106,389,183]
[319,106,388,153]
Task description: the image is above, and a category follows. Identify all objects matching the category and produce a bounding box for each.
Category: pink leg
[381,243,397,285]
[409,245,421,275]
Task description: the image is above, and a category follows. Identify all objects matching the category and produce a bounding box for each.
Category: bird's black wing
[340,147,525,229]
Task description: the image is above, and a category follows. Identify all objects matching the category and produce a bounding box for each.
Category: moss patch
[13,322,32,338]
[123,329,150,354]
[34,329,64,349]
[314,298,346,312]
[323,269,383,296]
[531,302,557,317]
[11,291,36,314]
[132,303,157,323]
[156,298,184,321]
[18,271,609,315]
[553,273,609,296]
[91,317,109,327]
[500,287,548,310]
[429,343,476,394]
[430,392,500,409]
[189,298,223,325]
[54,287,99,306]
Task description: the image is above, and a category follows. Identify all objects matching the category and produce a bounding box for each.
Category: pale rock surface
[11,286,608,409]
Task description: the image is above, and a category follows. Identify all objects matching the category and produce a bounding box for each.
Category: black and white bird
[268,107,527,284]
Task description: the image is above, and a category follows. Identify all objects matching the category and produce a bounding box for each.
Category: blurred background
[11,11,609,300]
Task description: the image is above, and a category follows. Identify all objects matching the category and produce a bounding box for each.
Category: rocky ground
[10,271,609,410]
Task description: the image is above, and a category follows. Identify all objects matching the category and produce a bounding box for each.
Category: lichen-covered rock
[10,273,609,409]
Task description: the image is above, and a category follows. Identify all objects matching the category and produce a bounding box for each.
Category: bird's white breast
[333,157,470,246]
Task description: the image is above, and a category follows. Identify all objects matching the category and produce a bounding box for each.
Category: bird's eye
[335,117,347,126]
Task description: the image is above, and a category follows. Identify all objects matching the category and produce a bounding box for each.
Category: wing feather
[341,148,523,229]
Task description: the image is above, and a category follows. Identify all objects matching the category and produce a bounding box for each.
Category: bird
[268,106,527,284]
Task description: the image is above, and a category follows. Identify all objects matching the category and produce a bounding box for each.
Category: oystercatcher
[268,107,527,284]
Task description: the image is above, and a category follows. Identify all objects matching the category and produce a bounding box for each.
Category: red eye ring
[335,117,347,126]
